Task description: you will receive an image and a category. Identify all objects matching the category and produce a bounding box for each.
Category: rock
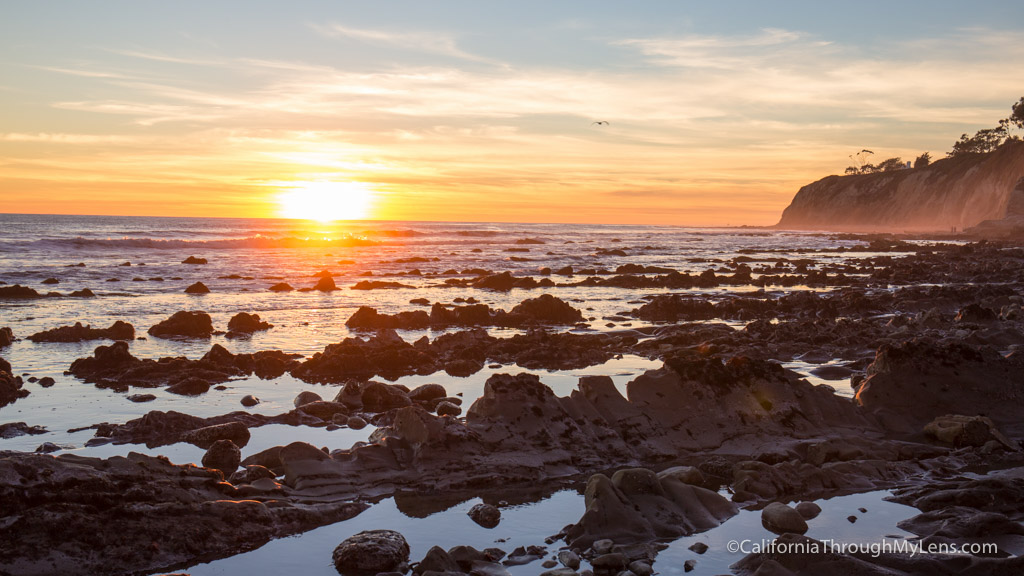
[923,414,1017,449]
[468,503,501,528]
[166,377,211,396]
[682,559,696,573]
[38,376,55,387]
[794,501,822,520]
[0,422,47,438]
[408,383,447,403]
[227,312,273,334]
[127,393,156,403]
[0,327,12,347]
[630,560,655,576]
[241,394,260,407]
[656,466,704,487]
[590,553,627,571]
[761,502,808,535]
[435,400,462,417]
[347,416,367,430]
[508,294,584,324]
[269,282,294,292]
[362,382,412,411]
[299,401,350,421]
[148,311,215,338]
[202,439,242,477]
[688,542,708,554]
[955,303,997,323]
[184,282,210,294]
[29,321,135,342]
[0,285,43,299]
[182,256,208,264]
[180,421,251,449]
[557,550,581,569]
[1,360,29,407]
[314,276,338,291]
[565,468,737,550]
[332,530,410,575]
[42,277,60,284]
[294,390,323,407]
[35,442,62,454]
[414,545,461,574]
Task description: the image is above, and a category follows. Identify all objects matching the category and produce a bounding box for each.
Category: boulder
[269,282,294,292]
[294,390,323,408]
[29,321,135,343]
[508,294,584,324]
[923,414,1017,449]
[0,359,29,407]
[202,439,242,477]
[467,503,501,528]
[332,530,410,575]
[148,311,215,338]
[227,312,273,334]
[182,256,208,264]
[795,501,822,520]
[361,382,412,411]
[0,327,14,347]
[180,421,251,449]
[314,276,338,291]
[185,282,210,294]
[435,401,462,417]
[760,502,809,535]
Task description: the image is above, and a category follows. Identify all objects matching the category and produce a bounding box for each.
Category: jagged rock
[314,276,338,291]
[182,256,208,264]
[29,321,134,342]
[185,282,210,294]
[761,502,809,534]
[0,422,46,438]
[148,311,215,338]
[332,529,409,575]
[0,358,29,407]
[564,468,737,549]
[468,503,501,528]
[414,545,461,574]
[856,339,1024,431]
[202,439,242,477]
[362,382,412,411]
[0,285,42,299]
[508,294,584,324]
[0,327,14,347]
[0,451,366,576]
[923,414,1017,449]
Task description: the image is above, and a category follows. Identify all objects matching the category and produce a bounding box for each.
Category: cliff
[776,140,1024,232]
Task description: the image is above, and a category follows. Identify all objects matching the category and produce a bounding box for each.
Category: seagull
[592,121,609,126]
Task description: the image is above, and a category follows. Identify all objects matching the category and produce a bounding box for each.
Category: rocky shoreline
[2,238,1024,575]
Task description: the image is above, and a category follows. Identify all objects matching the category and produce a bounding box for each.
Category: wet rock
[185,282,210,294]
[166,377,211,396]
[794,501,822,520]
[41,277,60,284]
[761,502,809,534]
[347,416,367,430]
[557,550,581,569]
[630,560,655,576]
[362,382,413,411]
[148,310,215,338]
[29,320,135,342]
[0,359,29,407]
[182,256,208,264]
[0,285,43,299]
[269,282,294,292]
[436,401,462,417]
[294,390,324,407]
[227,312,273,335]
[35,442,62,454]
[202,439,242,477]
[347,306,430,330]
[0,327,12,347]
[37,376,55,387]
[408,383,447,403]
[688,542,708,554]
[414,545,461,574]
[127,393,156,403]
[0,451,366,576]
[180,421,251,449]
[955,303,997,323]
[299,401,350,421]
[314,276,339,291]
[0,422,46,438]
[856,339,1024,431]
[241,394,260,407]
[923,414,1017,449]
[332,529,410,575]
[468,503,501,528]
[508,294,584,324]
[590,553,627,571]
[565,468,737,549]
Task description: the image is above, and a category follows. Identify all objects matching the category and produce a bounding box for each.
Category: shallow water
[2,215,896,574]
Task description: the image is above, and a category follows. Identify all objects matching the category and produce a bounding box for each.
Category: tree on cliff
[913,152,931,169]
[845,155,904,174]
[948,121,1009,157]
[1009,97,1024,130]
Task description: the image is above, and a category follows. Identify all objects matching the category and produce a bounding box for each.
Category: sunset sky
[2,1,1022,225]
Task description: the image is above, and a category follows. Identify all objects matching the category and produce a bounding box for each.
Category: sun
[278,181,373,221]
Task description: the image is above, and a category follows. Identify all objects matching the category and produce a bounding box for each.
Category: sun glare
[278,181,374,222]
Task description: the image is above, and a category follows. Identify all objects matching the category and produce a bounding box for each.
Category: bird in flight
[592,121,609,126]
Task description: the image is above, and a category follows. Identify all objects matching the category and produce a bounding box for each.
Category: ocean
[0,213,909,575]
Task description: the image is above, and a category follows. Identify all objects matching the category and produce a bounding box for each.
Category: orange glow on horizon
[276,181,375,222]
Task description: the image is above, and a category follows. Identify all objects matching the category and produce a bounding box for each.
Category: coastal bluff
[776,140,1024,233]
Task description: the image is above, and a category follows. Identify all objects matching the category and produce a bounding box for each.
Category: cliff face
[776,140,1024,232]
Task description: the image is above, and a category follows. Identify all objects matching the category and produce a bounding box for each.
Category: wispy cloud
[0,132,137,144]
[314,23,498,65]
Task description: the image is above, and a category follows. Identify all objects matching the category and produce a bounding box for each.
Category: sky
[1,1,1023,226]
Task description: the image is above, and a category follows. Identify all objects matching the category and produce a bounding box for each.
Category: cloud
[0,132,136,144]
[314,23,497,64]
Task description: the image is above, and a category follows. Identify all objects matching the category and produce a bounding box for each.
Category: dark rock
[269,282,294,292]
[185,282,211,294]
[435,400,461,417]
[127,393,156,403]
[1,360,29,407]
[227,312,273,334]
[35,442,62,454]
[0,285,43,299]
[362,382,412,411]
[468,503,501,528]
[202,439,242,477]
[166,377,211,396]
[332,529,410,575]
[68,288,96,298]
[508,294,584,324]
[299,401,350,421]
[314,276,338,291]
[923,414,1017,449]
[408,383,447,403]
[794,501,822,520]
[180,421,251,449]
[241,394,260,407]
[38,376,55,387]
[761,502,809,535]
[0,327,13,347]
[688,542,708,554]
[29,321,135,343]
[347,416,367,430]
[42,277,60,284]
[955,303,997,323]
[0,422,47,438]
[148,311,215,338]
[414,546,461,574]
[294,390,324,407]
[557,550,581,569]
[182,256,208,264]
